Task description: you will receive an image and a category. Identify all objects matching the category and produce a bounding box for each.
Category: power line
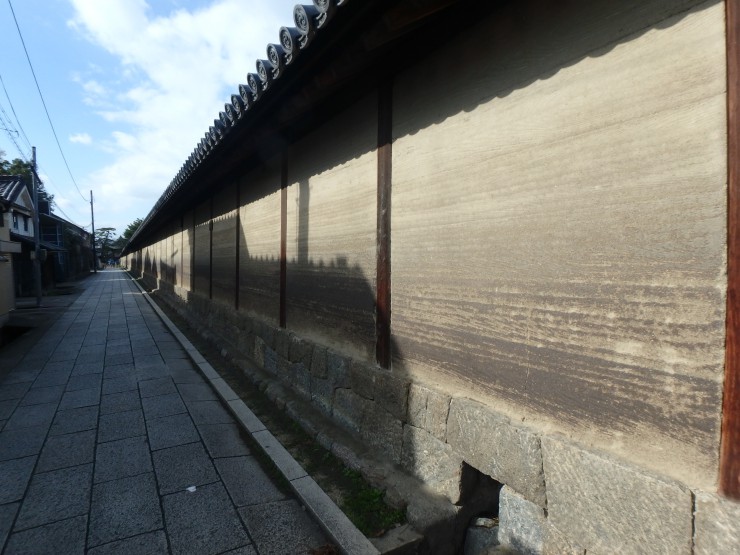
[7,0,88,203]
[0,108,28,160]
[0,112,86,228]
[0,73,32,152]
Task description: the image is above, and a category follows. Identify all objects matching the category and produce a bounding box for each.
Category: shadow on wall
[125,0,724,549]
[129,172,504,552]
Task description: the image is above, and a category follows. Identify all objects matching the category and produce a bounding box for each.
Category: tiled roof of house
[0,175,28,207]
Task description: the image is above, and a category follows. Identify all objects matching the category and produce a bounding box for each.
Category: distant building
[0,176,23,326]
[0,175,93,301]
[39,205,94,285]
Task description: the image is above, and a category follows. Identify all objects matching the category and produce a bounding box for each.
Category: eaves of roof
[40,211,89,236]
[124,0,495,254]
[10,232,66,252]
[0,175,29,207]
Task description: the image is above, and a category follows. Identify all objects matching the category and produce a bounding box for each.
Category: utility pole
[31,147,42,307]
[90,190,97,273]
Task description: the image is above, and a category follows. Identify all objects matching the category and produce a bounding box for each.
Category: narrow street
[0,270,330,554]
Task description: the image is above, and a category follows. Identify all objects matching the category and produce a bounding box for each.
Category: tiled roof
[128,0,350,248]
[0,175,28,207]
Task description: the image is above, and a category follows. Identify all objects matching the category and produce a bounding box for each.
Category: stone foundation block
[498,486,545,555]
[408,384,450,442]
[542,523,584,555]
[236,333,255,361]
[541,435,692,554]
[275,329,292,358]
[402,425,463,503]
[289,362,312,402]
[374,372,410,421]
[333,389,370,434]
[694,491,740,555]
[463,523,500,555]
[289,336,313,368]
[254,321,275,349]
[277,356,291,385]
[446,399,545,506]
[361,408,403,465]
[254,336,266,369]
[310,346,328,378]
[350,361,376,400]
[327,351,350,389]
[263,347,277,376]
[310,376,334,415]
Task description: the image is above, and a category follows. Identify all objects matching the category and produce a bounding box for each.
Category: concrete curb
[130,277,379,555]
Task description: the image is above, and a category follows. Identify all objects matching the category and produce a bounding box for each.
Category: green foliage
[95,227,116,261]
[122,217,143,240]
[339,468,406,537]
[0,155,55,209]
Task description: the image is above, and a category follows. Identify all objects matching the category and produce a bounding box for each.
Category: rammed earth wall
[124,0,740,552]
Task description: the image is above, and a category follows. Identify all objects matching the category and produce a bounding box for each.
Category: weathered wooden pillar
[376,79,393,369]
[721,0,740,500]
[280,153,288,328]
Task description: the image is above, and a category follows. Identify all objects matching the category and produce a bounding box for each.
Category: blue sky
[0,0,296,234]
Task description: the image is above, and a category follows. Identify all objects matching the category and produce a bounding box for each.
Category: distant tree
[122,218,143,241]
[111,217,143,253]
[0,156,55,210]
[95,227,116,262]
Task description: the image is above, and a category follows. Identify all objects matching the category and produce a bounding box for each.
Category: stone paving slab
[94,436,153,484]
[240,499,328,555]
[49,405,99,436]
[215,456,287,507]
[88,472,163,547]
[146,413,200,450]
[163,482,251,555]
[100,390,141,415]
[87,530,169,555]
[141,391,187,419]
[98,408,146,443]
[199,423,251,458]
[19,384,64,406]
[15,464,93,531]
[36,429,96,473]
[152,442,219,494]
[0,426,47,461]
[5,514,87,555]
[0,456,36,504]
[0,271,335,554]
[0,503,19,552]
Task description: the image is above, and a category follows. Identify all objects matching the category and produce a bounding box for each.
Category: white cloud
[69,133,92,145]
[67,0,297,229]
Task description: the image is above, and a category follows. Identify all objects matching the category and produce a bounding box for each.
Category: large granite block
[361,407,403,465]
[373,371,410,421]
[498,485,545,555]
[694,491,740,555]
[289,335,313,368]
[402,425,463,503]
[407,384,450,442]
[332,388,370,434]
[542,435,692,554]
[446,398,545,506]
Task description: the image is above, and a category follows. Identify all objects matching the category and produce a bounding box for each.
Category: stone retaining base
[141,278,740,554]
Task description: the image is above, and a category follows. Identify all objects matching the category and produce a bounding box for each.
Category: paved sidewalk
[0,270,329,554]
